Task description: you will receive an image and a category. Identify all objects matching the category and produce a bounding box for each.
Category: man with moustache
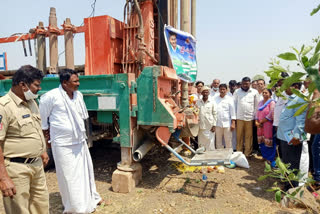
[196,86,217,151]
[39,69,103,213]
[210,79,220,97]
[234,77,259,157]
[0,65,49,214]
[214,84,236,149]
[228,80,237,97]
[277,82,309,188]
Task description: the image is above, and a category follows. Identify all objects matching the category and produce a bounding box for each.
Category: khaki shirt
[0,90,46,158]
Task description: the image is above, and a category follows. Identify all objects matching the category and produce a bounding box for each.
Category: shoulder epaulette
[0,95,11,106]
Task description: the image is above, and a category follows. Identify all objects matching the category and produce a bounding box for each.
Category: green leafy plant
[265,38,320,117]
[258,157,314,206]
[311,4,320,16]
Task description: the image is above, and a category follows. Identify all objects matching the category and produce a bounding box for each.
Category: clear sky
[1,0,319,85]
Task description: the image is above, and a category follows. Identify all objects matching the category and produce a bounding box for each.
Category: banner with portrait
[164,25,197,83]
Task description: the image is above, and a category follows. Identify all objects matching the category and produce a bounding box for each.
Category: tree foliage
[265,38,320,117]
[311,4,320,16]
[258,157,314,205]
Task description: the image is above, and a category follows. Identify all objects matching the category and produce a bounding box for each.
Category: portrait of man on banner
[164,25,198,83]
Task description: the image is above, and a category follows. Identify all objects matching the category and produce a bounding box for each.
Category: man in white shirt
[234,77,259,157]
[257,79,265,102]
[214,84,236,149]
[210,79,220,97]
[196,86,217,151]
[39,69,103,214]
[227,80,237,97]
[273,72,289,157]
[228,80,238,150]
[251,80,258,90]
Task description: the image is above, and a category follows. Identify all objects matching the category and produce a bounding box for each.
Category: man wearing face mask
[234,77,259,157]
[39,69,103,213]
[210,79,220,98]
[0,65,49,214]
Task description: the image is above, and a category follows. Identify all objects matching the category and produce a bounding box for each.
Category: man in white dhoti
[39,69,103,214]
[196,86,217,151]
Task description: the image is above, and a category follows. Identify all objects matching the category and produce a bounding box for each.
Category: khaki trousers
[3,158,49,214]
[215,127,233,149]
[236,120,253,156]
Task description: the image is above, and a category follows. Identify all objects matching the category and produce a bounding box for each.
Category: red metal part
[122,0,156,77]
[156,126,171,146]
[84,15,124,75]
[140,0,155,67]
[0,26,85,44]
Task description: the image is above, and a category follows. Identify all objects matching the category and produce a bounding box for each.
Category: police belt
[7,157,39,164]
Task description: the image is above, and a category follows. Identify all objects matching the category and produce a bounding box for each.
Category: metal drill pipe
[28,37,32,56]
[180,0,191,107]
[36,22,47,74]
[22,40,27,56]
[49,7,58,74]
[191,0,196,37]
[64,18,75,70]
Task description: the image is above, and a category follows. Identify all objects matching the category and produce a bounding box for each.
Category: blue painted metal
[0,52,6,71]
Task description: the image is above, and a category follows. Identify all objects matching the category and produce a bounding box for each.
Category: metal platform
[191,148,233,166]
[164,134,233,166]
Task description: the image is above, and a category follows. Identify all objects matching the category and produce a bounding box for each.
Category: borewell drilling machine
[0,0,232,193]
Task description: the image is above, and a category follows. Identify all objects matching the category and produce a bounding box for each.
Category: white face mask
[213,87,219,91]
[24,86,39,100]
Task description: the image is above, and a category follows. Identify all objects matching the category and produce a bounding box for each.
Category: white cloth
[40,86,101,213]
[257,92,263,102]
[214,95,236,128]
[52,141,101,213]
[39,87,88,146]
[271,93,278,102]
[198,129,215,151]
[215,127,233,149]
[196,98,217,130]
[191,93,202,102]
[233,88,259,121]
[227,91,234,97]
[273,92,288,127]
[210,89,219,97]
[299,141,309,186]
[58,85,88,139]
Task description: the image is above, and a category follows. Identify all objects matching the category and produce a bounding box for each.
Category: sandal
[97,199,111,206]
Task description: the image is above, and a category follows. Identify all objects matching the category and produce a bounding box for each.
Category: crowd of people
[191,73,320,191]
[0,65,319,214]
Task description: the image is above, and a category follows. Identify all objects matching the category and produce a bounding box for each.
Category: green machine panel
[137,66,175,131]
[0,74,132,147]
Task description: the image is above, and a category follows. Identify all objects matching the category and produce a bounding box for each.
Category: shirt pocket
[221,103,229,112]
[17,118,34,136]
[245,97,254,104]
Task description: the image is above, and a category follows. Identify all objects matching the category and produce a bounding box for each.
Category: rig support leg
[112,147,142,193]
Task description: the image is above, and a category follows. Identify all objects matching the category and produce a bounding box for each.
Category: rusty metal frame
[0,26,86,44]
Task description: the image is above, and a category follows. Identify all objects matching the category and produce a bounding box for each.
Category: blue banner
[164,25,197,83]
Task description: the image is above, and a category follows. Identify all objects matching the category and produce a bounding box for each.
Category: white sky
[1,0,320,85]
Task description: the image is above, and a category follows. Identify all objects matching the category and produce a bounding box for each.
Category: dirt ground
[0,142,308,214]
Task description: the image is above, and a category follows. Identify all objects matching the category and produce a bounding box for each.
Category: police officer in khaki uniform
[0,65,49,214]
